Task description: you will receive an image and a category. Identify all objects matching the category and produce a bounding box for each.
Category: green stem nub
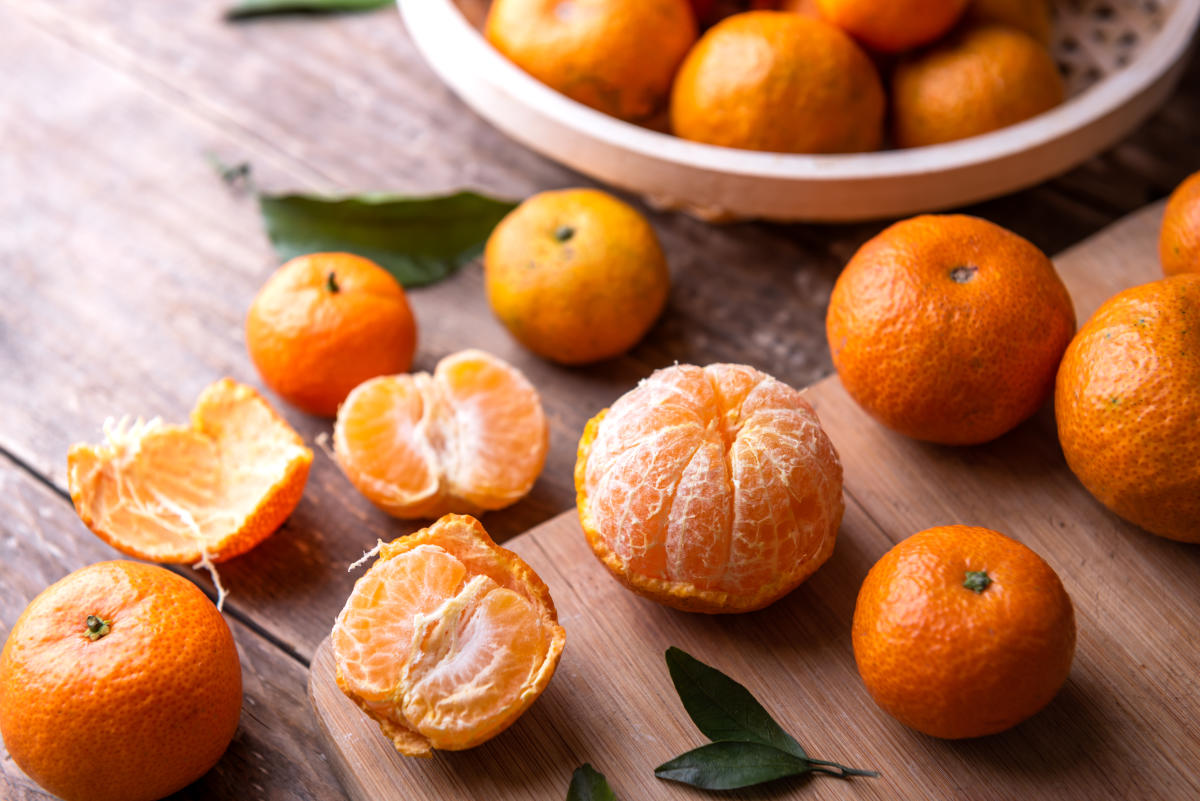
[554,225,575,243]
[963,570,992,593]
[950,265,978,283]
[326,271,340,294]
[85,615,112,641]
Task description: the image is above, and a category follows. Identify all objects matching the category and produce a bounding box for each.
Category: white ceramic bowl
[399,0,1200,222]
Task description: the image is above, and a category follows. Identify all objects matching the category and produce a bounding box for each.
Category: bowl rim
[401,0,1200,181]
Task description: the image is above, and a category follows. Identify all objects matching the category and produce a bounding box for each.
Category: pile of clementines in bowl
[3,157,1199,798]
[484,0,1065,152]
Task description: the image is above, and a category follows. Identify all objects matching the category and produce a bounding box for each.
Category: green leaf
[664,646,807,759]
[257,191,518,288]
[226,0,392,19]
[655,741,813,790]
[566,764,617,801]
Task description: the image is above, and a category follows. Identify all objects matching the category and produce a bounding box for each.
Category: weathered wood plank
[0,455,347,801]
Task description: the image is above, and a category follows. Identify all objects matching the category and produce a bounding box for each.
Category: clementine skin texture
[485,188,670,365]
[1159,170,1200,276]
[852,526,1076,739]
[576,362,844,613]
[246,252,417,418]
[670,11,884,154]
[485,0,697,122]
[0,561,242,801]
[1055,274,1200,542]
[817,0,968,53]
[826,214,1076,445]
[892,25,1064,148]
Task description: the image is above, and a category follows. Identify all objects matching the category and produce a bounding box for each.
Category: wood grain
[310,202,1200,799]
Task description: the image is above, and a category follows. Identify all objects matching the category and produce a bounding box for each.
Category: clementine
[0,561,242,801]
[826,214,1075,445]
[963,0,1054,44]
[817,0,967,52]
[484,0,697,122]
[334,349,548,518]
[484,188,670,365]
[246,252,417,418]
[575,362,844,613]
[892,25,1063,148]
[1159,169,1200,276]
[68,378,312,565]
[853,526,1076,739]
[671,11,884,154]
[1055,274,1200,542]
[332,514,565,756]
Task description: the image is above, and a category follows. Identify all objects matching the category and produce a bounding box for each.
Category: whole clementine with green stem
[484,188,670,365]
[1055,274,1200,542]
[0,561,242,801]
[826,214,1075,445]
[1159,169,1200,276]
[246,251,417,417]
[853,526,1076,739]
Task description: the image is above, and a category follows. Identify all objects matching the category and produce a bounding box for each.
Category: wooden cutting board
[308,202,1200,800]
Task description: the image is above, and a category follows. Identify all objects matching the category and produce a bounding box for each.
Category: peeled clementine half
[334,349,548,519]
[67,379,312,565]
[575,362,844,613]
[332,514,565,757]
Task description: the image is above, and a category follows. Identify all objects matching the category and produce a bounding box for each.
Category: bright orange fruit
[1055,274,1200,542]
[1159,169,1200,276]
[334,349,548,518]
[817,0,967,52]
[0,561,242,801]
[332,514,565,756]
[246,252,417,418]
[826,214,1076,445]
[853,526,1075,739]
[68,378,312,564]
[963,0,1054,44]
[575,362,844,613]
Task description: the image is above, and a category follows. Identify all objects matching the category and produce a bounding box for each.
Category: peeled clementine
[575,362,844,613]
[853,526,1075,739]
[1055,274,1200,542]
[334,349,548,518]
[332,514,565,757]
[826,214,1076,445]
[0,561,242,801]
[67,378,312,565]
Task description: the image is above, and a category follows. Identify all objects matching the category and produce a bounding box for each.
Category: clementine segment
[0,561,242,801]
[332,515,565,756]
[575,362,844,613]
[853,526,1075,739]
[817,0,967,52]
[1055,274,1200,542]
[670,12,884,154]
[1159,170,1200,276]
[485,0,697,122]
[485,188,670,365]
[67,378,312,564]
[246,252,417,418]
[826,214,1075,445]
[334,349,548,518]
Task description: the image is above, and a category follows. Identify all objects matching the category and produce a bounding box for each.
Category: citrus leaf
[654,741,812,790]
[664,647,807,759]
[566,763,617,801]
[257,191,518,288]
[226,0,392,19]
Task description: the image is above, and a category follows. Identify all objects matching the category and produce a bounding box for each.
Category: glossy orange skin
[1159,170,1200,276]
[964,0,1054,44]
[246,252,416,418]
[485,0,697,122]
[817,0,967,52]
[1055,275,1200,542]
[670,11,884,154]
[893,25,1063,148]
[0,562,242,801]
[853,526,1076,739]
[827,214,1075,445]
[485,189,670,365]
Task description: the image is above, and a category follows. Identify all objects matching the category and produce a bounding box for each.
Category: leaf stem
[806,757,880,778]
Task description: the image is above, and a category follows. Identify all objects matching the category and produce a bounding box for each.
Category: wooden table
[1,4,1197,799]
